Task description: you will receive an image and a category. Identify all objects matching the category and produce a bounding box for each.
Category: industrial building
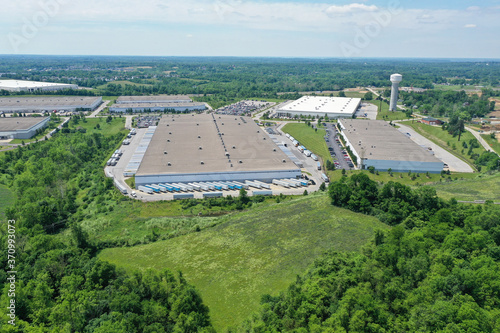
[116,95,193,104]
[0,80,78,92]
[133,114,301,186]
[109,102,206,113]
[0,96,103,113]
[276,96,361,119]
[338,119,444,173]
[421,117,443,126]
[0,117,50,139]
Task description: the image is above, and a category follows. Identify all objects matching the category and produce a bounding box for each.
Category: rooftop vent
[167,162,171,166]
[167,139,170,142]
[198,135,201,138]
[282,159,286,163]
[232,146,236,149]
[199,146,202,150]
[239,160,243,164]
[273,149,277,152]
[164,151,167,154]
[201,161,204,165]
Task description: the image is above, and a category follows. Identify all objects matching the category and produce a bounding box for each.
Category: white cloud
[467,6,481,11]
[464,24,477,28]
[186,34,193,38]
[325,3,378,16]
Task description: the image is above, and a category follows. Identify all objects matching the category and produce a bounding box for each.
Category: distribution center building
[116,95,193,104]
[0,80,78,92]
[109,103,206,113]
[338,119,444,173]
[0,117,50,139]
[276,96,361,119]
[133,114,301,186]
[0,96,103,113]
[110,95,206,113]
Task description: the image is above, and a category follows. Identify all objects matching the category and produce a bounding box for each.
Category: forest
[241,174,500,332]
[0,124,214,332]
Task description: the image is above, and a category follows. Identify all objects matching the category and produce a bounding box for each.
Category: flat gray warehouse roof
[0,117,49,131]
[136,114,296,176]
[116,95,192,103]
[339,119,440,163]
[0,96,101,108]
[110,102,205,109]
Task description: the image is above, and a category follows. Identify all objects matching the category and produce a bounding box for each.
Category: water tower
[389,74,402,111]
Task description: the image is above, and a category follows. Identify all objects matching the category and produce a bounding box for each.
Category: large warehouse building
[0,80,78,92]
[116,95,193,104]
[109,102,206,113]
[0,96,103,113]
[110,95,206,113]
[0,117,50,139]
[133,114,301,186]
[338,119,444,173]
[276,96,361,119]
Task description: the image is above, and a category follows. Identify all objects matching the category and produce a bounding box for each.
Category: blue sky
[1,0,499,58]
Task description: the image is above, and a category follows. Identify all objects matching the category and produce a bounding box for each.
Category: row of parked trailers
[285,133,318,161]
[106,149,123,166]
[272,178,309,188]
[138,180,276,198]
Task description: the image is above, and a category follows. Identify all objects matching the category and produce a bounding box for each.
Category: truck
[252,190,273,196]
[303,150,312,157]
[202,192,224,198]
[317,161,322,170]
[321,173,330,183]
[173,193,194,200]
[311,154,318,161]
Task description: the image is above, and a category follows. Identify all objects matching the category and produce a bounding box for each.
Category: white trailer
[188,183,202,191]
[278,179,299,187]
[138,186,153,194]
[272,179,291,188]
[251,180,271,189]
[303,150,312,157]
[213,182,229,190]
[245,181,262,189]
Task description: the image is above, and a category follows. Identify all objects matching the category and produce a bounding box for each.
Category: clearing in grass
[99,194,389,331]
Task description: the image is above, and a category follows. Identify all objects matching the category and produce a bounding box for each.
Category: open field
[326,169,478,187]
[96,80,154,89]
[401,121,486,167]
[374,100,409,121]
[99,194,389,331]
[431,172,500,202]
[78,195,296,247]
[481,134,500,155]
[282,123,333,164]
[0,185,14,219]
[67,117,127,137]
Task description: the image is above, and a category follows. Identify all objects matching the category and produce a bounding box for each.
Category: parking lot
[216,100,273,116]
[323,122,354,170]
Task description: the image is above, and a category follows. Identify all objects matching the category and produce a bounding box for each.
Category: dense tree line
[400,89,494,118]
[0,124,213,332]
[1,56,498,99]
[240,175,500,332]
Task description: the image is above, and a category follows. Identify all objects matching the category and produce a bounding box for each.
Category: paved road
[465,126,499,155]
[88,100,110,118]
[125,115,133,130]
[397,123,474,173]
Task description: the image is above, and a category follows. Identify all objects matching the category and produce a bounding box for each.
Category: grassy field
[374,99,409,121]
[0,185,15,220]
[432,172,500,202]
[67,117,127,137]
[77,193,298,247]
[326,169,478,187]
[282,123,333,166]
[99,194,389,331]
[401,121,486,167]
[96,80,153,89]
[481,134,500,155]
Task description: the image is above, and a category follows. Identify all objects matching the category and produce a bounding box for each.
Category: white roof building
[276,96,361,119]
[0,80,78,92]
